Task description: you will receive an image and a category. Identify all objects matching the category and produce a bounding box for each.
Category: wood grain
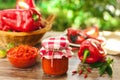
[0,55,119,80]
[0,31,120,80]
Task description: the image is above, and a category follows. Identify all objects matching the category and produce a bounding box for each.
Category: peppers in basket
[0,8,42,32]
[78,38,106,64]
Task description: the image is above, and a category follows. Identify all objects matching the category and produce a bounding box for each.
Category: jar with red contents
[40,37,73,76]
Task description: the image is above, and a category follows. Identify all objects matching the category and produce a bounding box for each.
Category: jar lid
[40,37,73,59]
[41,37,69,50]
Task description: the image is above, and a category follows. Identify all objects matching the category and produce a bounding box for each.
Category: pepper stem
[32,14,39,21]
[82,50,90,63]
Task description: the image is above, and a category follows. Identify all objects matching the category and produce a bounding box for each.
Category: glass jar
[42,56,68,76]
[40,37,73,76]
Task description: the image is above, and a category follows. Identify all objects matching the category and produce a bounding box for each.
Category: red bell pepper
[78,38,106,64]
[67,28,87,44]
[67,27,100,44]
[0,9,42,32]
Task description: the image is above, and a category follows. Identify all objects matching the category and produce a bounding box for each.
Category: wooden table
[0,31,120,80]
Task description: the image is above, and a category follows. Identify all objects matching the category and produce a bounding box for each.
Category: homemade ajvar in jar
[40,37,73,76]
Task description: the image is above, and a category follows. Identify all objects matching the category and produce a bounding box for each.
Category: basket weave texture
[0,15,55,49]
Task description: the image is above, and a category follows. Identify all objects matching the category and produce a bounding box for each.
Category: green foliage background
[0,0,16,9]
[0,0,120,31]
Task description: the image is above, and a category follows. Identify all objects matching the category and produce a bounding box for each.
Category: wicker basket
[0,15,55,49]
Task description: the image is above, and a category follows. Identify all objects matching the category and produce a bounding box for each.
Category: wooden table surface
[0,31,120,80]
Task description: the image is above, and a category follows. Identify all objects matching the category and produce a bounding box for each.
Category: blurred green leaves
[0,0,119,31]
[36,0,120,31]
[0,0,16,10]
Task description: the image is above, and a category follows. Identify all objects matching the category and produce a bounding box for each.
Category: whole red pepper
[0,8,41,32]
[78,38,106,64]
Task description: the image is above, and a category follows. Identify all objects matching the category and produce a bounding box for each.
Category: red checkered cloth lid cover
[40,37,73,59]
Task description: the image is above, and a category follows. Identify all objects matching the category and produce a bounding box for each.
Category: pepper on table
[72,38,113,78]
[67,26,99,44]
[78,38,106,63]
[72,38,107,78]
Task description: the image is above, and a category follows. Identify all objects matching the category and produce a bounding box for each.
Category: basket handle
[46,14,56,24]
[40,14,55,30]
